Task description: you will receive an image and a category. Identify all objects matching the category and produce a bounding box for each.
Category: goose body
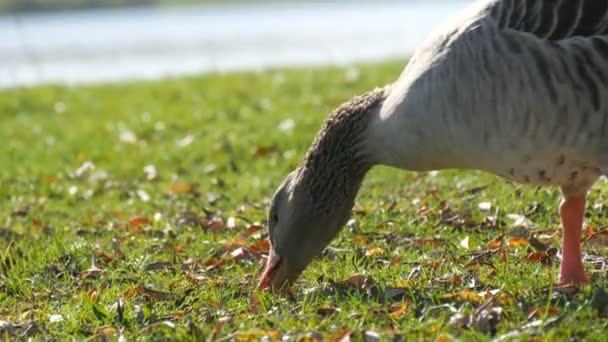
[259,0,608,291]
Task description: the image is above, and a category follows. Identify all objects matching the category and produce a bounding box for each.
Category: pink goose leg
[558,195,588,284]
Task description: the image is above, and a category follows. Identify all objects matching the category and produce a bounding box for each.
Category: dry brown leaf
[340,274,377,296]
[127,217,150,227]
[204,217,224,231]
[390,300,409,317]
[450,304,502,334]
[527,307,559,319]
[234,329,282,341]
[93,326,117,337]
[411,237,442,247]
[330,327,352,341]
[209,316,231,341]
[94,249,114,264]
[436,274,462,285]
[354,236,369,245]
[245,224,264,236]
[144,261,174,271]
[390,256,403,265]
[526,252,552,265]
[248,239,270,255]
[441,290,484,304]
[204,257,234,271]
[316,307,341,317]
[122,284,170,300]
[169,183,193,194]
[365,247,386,257]
[487,235,504,249]
[249,292,261,314]
[509,237,529,247]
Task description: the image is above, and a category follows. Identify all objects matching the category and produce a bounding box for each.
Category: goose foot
[558,195,588,284]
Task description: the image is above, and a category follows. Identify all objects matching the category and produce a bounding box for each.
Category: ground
[0,61,607,340]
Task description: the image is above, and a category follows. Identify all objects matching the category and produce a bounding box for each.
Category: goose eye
[272,213,279,224]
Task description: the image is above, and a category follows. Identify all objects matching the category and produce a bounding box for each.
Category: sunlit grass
[0,60,607,340]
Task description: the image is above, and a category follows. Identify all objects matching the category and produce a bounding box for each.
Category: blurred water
[0,0,470,88]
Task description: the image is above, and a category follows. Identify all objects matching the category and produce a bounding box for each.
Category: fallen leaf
[128,217,150,227]
[441,290,484,304]
[509,237,529,247]
[204,217,224,231]
[339,274,377,296]
[209,316,231,341]
[487,235,504,249]
[390,256,403,265]
[234,329,282,341]
[93,325,117,337]
[245,223,264,236]
[450,302,502,334]
[390,300,409,317]
[317,307,341,317]
[144,261,174,271]
[526,251,552,265]
[249,292,261,314]
[527,307,559,320]
[330,327,352,341]
[123,284,170,300]
[169,183,193,194]
[436,274,462,285]
[354,236,369,245]
[365,247,386,257]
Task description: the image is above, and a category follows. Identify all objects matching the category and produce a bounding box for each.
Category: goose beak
[258,244,284,290]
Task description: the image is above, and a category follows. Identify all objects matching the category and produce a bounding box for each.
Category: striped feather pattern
[488,0,608,40]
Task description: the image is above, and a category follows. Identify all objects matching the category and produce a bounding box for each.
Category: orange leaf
[587,224,597,238]
[169,183,193,194]
[527,307,559,319]
[248,239,270,254]
[235,329,282,341]
[342,274,367,286]
[509,237,529,247]
[487,235,504,248]
[94,326,117,337]
[128,217,150,227]
[245,224,264,236]
[390,256,403,265]
[205,217,224,231]
[365,247,386,257]
[354,236,369,245]
[526,252,551,265]
[441,290,484,303]
[390,301,409,317]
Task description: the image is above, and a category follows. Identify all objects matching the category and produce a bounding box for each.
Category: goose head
[258,86,389,292]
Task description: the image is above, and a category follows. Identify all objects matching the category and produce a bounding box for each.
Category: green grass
[1,60,607,340]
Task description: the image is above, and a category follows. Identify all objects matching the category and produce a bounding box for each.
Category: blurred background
[0,0,470,88]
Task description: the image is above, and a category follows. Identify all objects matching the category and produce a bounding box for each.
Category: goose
[258,0,608,291]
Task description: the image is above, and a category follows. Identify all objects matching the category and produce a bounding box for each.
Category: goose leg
[558,195,588,284]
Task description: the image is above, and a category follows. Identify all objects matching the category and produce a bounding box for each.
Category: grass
[1,60,607,340]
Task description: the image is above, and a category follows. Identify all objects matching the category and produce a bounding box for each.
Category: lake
[0,0,471,88]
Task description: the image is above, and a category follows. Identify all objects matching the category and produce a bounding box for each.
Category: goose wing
[488,0,608,40]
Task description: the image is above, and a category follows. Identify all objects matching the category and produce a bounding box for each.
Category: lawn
[1,60,607,340]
